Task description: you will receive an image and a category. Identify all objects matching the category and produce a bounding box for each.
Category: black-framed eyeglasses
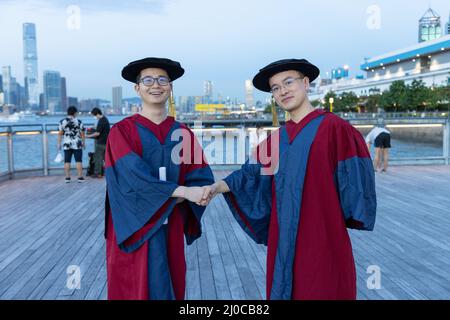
[270,77,304,95]
[138,76,171,87]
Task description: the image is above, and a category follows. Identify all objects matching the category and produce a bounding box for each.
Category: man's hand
[183,186,207,206]
[172,182,230,206]
[199,184,218,206]
[198,181,230,206]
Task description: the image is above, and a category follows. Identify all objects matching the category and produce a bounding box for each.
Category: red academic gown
[223,109,376,300]
[104,115,214,300]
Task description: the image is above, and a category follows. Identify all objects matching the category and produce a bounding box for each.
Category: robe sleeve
[179,126,215,244]
[333,121,377,231]
[222,134,275,245]
[105,122,179,252]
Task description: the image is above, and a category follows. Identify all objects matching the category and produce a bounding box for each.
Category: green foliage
[332,81,449,112]
[337,92,359,112]
[310,99,322,108]
[408,79,430,111]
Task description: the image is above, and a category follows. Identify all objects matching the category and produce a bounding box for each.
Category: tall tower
[61,77,68,111]
[245,80,254,109]
[112,86,123,114]
[23,23,39,108]
[203,80,213,104]
[418,8,441,42]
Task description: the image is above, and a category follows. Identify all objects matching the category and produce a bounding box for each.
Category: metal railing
[1,119,449,181]
[0,123,96,180]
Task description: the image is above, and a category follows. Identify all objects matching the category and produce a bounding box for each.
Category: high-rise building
[0,74,3,107]
[79,99,108,113]
[39,93,44,112]
[178,96,187,113]
[43,70,62,114]
[2,66,16,105]
[194,96,202,105]
[184,96,196,113]
[419,8,442,42]
[203,80,213,103]
[11,77,20,107]
[61,77,68,111]
[68,97,78,109]
[16,82,27,109]
[23,23,39,107]
[112,86,123,114]
[245,80,254,109]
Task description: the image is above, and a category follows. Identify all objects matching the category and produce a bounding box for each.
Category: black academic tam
[121,57,185,83]
[252,58,320,92]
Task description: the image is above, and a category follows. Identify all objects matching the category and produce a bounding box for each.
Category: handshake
[174,181,229,207]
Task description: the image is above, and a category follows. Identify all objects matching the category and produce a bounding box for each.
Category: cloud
[0,0,170,14]
[0,0,449,101]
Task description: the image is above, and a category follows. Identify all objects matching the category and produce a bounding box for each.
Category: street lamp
[329,97,334,113]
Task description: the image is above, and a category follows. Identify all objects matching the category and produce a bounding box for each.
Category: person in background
[365,123,391,174]
[57,106,86,183]
[86,107,110,178]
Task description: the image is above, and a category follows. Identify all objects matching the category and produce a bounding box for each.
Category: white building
[203,80,213,103]
[310,34,450,101]
[245,79,254,109]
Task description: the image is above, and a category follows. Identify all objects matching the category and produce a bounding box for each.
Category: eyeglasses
[138,76,171,87]
[270,77,304,95]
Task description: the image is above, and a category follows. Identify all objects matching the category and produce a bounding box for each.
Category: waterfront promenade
[0,166,449,300]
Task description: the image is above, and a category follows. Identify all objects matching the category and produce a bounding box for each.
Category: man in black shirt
[86,108,110,177]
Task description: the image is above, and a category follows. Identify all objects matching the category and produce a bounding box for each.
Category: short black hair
[67,106,78,116]
[136,72,141,84]
[91,107,102,116]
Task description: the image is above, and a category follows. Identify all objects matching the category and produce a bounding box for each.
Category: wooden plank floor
[0,166,449,300]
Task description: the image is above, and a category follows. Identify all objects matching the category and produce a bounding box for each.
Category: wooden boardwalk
[0,166,449,300]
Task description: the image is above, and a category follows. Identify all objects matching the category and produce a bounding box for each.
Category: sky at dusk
[0,0,449,102]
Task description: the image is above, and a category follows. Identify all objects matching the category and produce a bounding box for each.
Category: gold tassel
[271,97,279,127]
[169,91,176,118]
[285,111,290,122]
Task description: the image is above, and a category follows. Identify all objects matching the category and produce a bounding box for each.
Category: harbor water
[0,116,445,174]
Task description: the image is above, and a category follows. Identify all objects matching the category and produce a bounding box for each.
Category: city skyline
[0,0,449,103]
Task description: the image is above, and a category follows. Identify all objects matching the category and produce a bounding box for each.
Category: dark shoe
[65,177,71,183]
[77,177,85,183]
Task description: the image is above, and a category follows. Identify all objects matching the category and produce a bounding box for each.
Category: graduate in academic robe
[105,57,214,300]
[202,59,377,300]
